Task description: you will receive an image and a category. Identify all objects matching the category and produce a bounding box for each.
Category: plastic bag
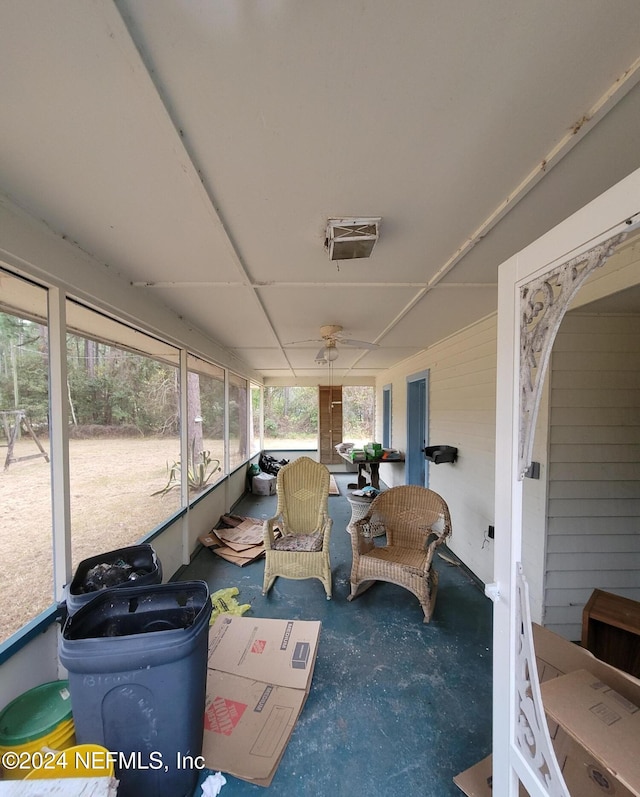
[209,587,251,623]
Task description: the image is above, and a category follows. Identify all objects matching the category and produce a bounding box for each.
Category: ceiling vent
[325,217,381,260]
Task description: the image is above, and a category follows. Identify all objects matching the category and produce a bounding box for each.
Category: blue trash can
[59,581,211,797]
[65,543,163,615]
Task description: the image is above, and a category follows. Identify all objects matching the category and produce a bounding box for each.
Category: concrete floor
[183,472,493,797]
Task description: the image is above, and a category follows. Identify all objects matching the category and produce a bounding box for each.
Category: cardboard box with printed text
[201,615,321,787]
[454,623,640,797]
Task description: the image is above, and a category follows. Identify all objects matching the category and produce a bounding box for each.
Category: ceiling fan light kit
[289,324,378,365]
[325,217,381,260]
[323,341,339,361]
[316,325,378,364]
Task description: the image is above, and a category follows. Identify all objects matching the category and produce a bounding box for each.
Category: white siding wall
[377,316,498,585]
[545,313,640,640]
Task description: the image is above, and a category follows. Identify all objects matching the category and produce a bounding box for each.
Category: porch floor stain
[178,473,492,797]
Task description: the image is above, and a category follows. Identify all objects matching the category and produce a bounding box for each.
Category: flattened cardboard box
[454,624,640,797]
[202,615,321,787]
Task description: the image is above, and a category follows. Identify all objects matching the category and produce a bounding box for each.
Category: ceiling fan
[288,325,378,363]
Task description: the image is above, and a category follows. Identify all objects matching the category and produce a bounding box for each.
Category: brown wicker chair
[262,456,333,599]
[347,485,452,622]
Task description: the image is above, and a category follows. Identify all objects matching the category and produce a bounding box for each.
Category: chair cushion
[364,545,428,571]
[272,530,323,552]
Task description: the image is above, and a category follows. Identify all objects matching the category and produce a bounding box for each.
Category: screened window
[263,386,317,449]
[0,272,259,647]
[0,271,52,643]
[186,354,225,493]
[250,383,262,455]
[343,385,375,447]
[228,372,248,470]
[66,301,181,570]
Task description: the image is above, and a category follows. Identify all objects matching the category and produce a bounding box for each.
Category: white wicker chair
[262,457,333,599]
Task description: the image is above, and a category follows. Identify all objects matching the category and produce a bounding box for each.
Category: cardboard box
[454,624,640,797]
[552,732,637,797]
[542,669,640,796]
[199,516,278,566]
[453,755,527,797]
[534,622,640,704]
[202,615,321,786]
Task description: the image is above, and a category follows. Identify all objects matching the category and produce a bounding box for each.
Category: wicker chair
[262,457,333,599]
[347,485,452,622]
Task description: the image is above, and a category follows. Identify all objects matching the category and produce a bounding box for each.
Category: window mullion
[179,349,189,508]
[48,287,72,602]
[223,370,230,475]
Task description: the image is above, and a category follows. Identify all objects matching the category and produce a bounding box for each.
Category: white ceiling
[1,1,640,381]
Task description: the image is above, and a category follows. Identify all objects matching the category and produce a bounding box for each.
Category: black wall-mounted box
[424,445,458,464]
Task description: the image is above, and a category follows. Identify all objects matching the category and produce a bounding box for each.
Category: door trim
[406,369,429,487]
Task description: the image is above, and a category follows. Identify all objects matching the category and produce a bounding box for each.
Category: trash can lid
[0,680,73,745]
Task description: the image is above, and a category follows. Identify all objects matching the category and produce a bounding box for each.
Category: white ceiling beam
[132,280,497,289]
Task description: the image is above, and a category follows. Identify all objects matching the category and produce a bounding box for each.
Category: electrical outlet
[487,525,495,539]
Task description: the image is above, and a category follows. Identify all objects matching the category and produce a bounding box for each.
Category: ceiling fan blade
[314,345,327,361]
[338,337,379,349]
[285,337,323,345]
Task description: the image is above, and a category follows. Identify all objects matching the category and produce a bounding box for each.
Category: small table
[356,460,381,489]
[582,589,640,678]
[338,451,404,491]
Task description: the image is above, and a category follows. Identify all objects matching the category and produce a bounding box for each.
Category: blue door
[406,370,429,486]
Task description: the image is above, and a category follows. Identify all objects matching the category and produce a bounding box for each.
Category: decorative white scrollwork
[515,565,570,797]
[518,232,626,477]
